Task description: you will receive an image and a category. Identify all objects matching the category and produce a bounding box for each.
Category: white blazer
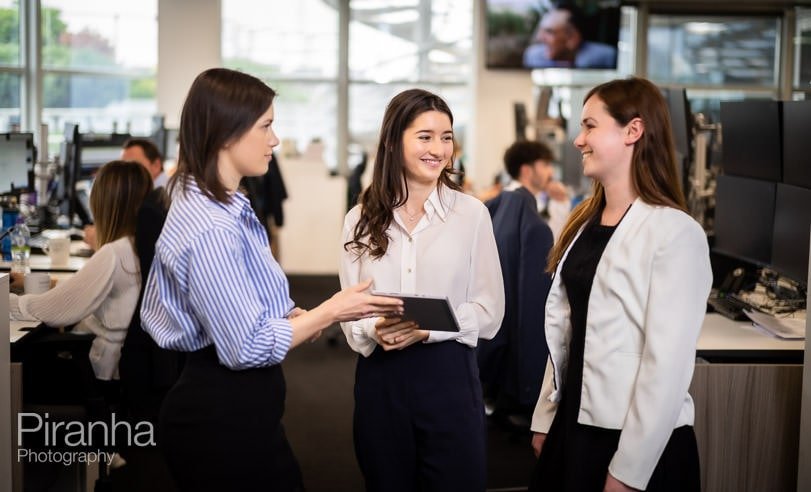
[531,198,712,490]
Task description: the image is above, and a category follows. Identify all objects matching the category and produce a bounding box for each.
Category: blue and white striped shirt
[141,179,293,370]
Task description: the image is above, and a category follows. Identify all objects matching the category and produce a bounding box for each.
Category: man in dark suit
[478,141,555,428]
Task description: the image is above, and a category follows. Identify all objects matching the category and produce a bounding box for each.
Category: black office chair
[116,187,180,492]
[13,324,119,492]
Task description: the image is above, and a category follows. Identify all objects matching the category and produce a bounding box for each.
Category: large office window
[41,0,157,140]
[647,14,781,123]
[0,0,22,132]
[797,8,811,91]
[223,0,339,164]
[348,0,472,156]
[222,0,473,170]
[648,15,780,88]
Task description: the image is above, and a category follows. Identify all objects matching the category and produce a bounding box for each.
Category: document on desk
[10,320,39,343]
[744,309,806,340]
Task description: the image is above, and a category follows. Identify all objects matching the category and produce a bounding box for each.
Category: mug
[43,235,71,267]
[24,272,51,294]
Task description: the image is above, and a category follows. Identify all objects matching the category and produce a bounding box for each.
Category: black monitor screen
[781,100,811,189]
[714,175,775,266]
[0,133,34,193]
[771,183,811,284]
[720,100,781,182]
[661,87,692,192]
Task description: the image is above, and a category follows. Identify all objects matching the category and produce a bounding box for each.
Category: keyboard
[707,295,751,321]
[28,234,47,250]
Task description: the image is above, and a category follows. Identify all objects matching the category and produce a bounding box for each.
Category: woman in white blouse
[340,88,505,492]
[11,160,153,381]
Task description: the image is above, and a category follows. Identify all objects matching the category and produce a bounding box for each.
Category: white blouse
[339,187,505,357]
[10,236,141,380]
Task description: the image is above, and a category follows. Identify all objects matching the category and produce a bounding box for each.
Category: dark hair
[171,68,276,203]
[346,88,461,259]
[90,160,152,250]
[555,4,586,35]
[548,77,687,272]
[123,137,162,163]
[503,140,554,179]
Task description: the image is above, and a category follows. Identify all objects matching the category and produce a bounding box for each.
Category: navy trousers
[353,341,486,492]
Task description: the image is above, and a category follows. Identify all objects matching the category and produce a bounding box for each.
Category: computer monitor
[661,87,692,192]
[57,123,84,224]
[78,132,131,177]
[781,100,811,189]
[771,183,811,284]
[720,100,782,182]
[513,102,528,141]
[713,175,776,266]
[164,128,179,160]
[0,132,35,194]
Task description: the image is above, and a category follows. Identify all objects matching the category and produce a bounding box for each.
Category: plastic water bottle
[10,216,31,275]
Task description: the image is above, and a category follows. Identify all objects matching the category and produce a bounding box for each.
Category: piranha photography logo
[17,412,155,466]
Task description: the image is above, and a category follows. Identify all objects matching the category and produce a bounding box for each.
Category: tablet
[371,291,460,332]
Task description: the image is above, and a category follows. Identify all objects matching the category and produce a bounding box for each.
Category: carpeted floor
[283,275,536,491]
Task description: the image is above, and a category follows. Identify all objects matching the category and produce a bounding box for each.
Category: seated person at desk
[9,161,152,380]
[84,137,167,251]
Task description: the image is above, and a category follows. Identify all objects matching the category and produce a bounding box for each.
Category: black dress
[529,214,700,492]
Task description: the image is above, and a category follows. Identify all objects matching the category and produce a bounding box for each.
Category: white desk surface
[698,313,805,353]
[9,320,39,343]
[0,253,87,273]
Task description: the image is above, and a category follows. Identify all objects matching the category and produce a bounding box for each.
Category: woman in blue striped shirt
[140,68,403,492]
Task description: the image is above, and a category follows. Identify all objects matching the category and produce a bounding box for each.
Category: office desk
[697,312,804,362]
[692,313,803,491]
[0,254,86,273]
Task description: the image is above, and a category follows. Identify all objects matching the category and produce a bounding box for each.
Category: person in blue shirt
[140,68,403,492]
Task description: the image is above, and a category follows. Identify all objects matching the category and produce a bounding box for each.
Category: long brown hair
[547,77,687,273]
[346,88,461,259]
[90,160,152,249]
[171,68,276,203]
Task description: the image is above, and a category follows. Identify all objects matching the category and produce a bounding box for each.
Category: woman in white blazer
[528,77,712,492]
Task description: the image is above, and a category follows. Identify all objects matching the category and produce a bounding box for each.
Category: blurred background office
[2,1,811,491]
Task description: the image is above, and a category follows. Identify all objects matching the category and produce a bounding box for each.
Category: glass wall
[348,0,471,165]
[41,0,158,140]
[647,13,781,123]
[222,0,473,171]
[0,0,22,132]
[796,8,811,92]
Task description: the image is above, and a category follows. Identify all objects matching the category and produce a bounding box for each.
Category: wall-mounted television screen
[486,0,621,70]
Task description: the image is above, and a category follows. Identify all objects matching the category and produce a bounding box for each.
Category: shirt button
[408,237,413,243]
[407,268,412,273]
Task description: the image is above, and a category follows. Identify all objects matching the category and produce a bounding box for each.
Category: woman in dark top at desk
[528,77,712,492]
[140,68,402,492]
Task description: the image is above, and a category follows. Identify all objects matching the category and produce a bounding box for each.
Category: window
[796,8,811,91]
[348,0,472,163]
[0,0,22,132]
[41,0,157,140]
[222,0,474,171]
[349,0,472,83]
[647,15,780,88]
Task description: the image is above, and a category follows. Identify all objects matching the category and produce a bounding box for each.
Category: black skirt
[158,345,303,492]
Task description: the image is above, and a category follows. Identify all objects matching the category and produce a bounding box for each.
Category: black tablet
[371,292,460,332]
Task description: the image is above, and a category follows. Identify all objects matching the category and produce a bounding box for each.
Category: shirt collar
[183,177,253,220]
[423,186,452,222]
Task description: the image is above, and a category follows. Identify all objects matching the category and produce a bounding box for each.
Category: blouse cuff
[9,294,35,321]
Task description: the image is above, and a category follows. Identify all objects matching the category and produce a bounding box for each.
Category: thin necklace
[401,205,424,222]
